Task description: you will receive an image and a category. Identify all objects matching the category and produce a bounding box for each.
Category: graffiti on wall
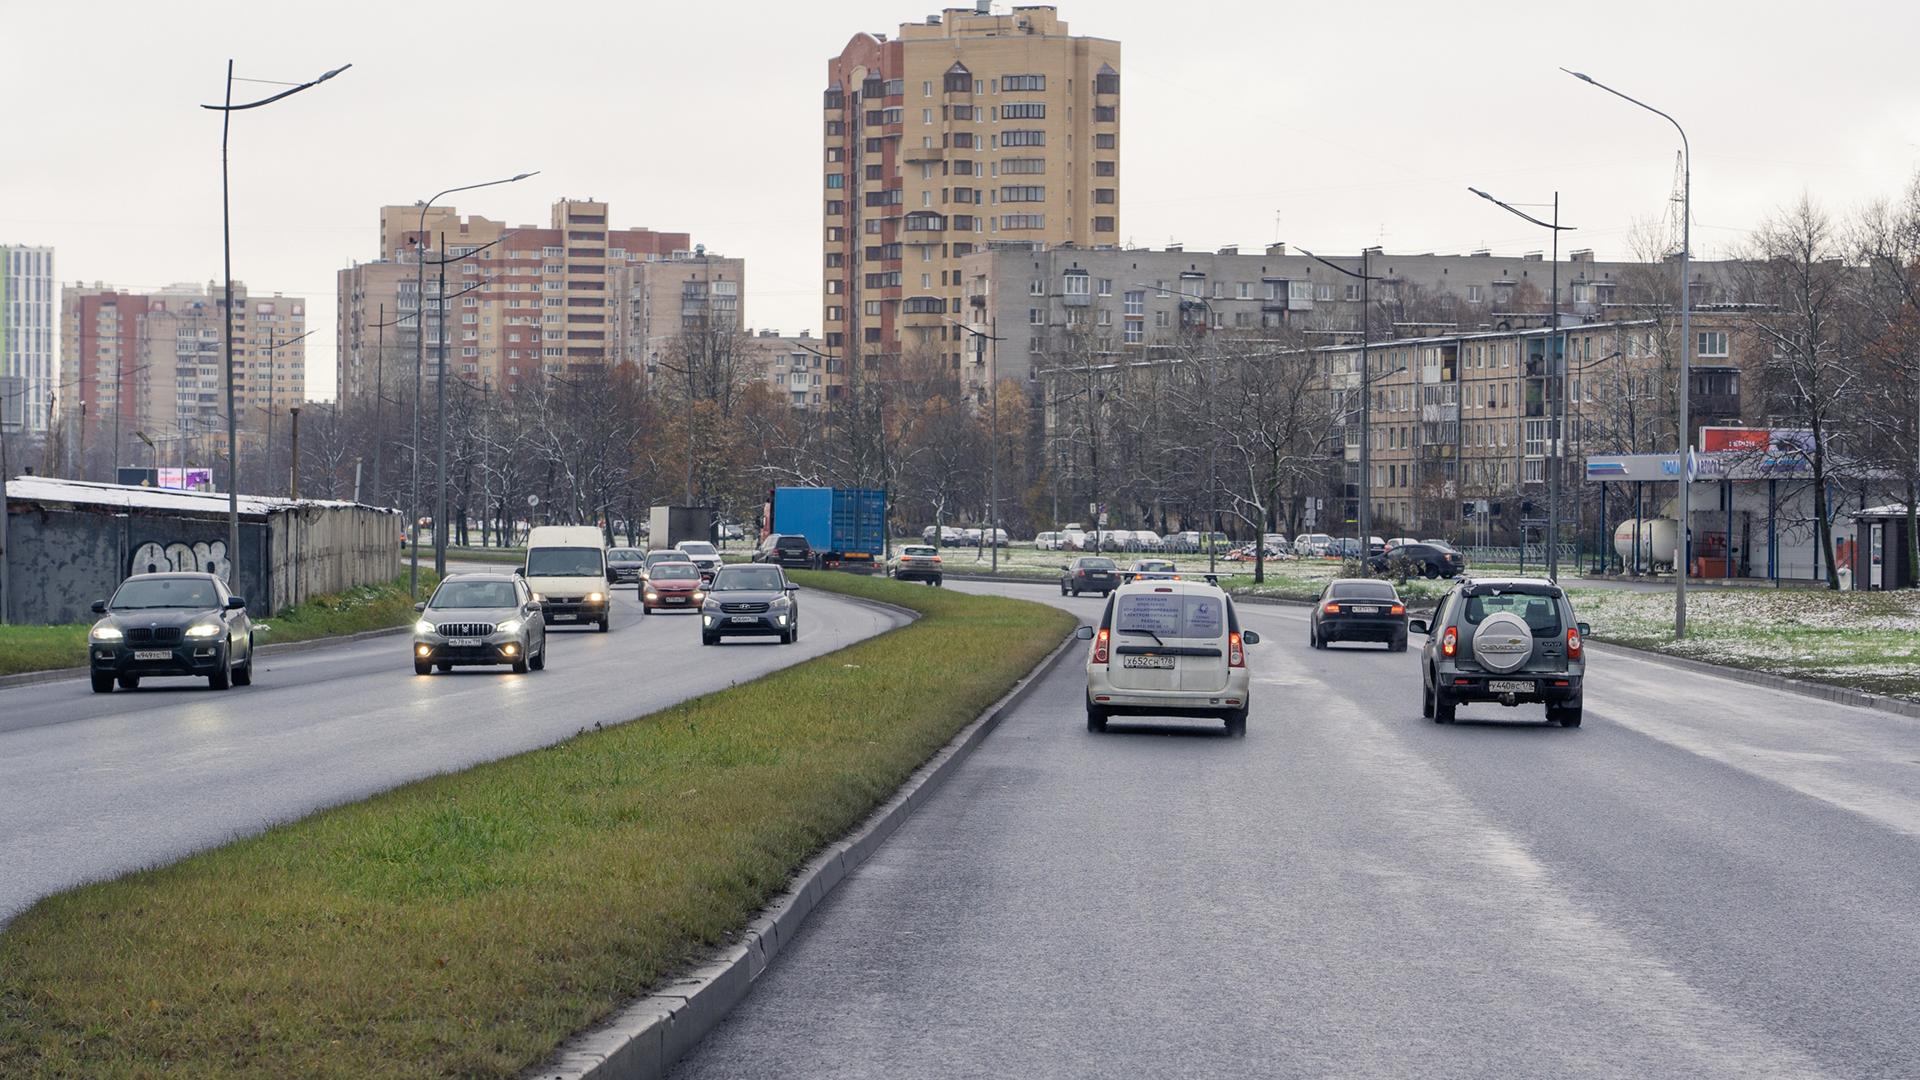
[131,540,232,581]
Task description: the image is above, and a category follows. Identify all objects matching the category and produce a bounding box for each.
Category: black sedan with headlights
[412,573,549,675]
[1310,578,1409,651]
[607,546,648,588]
[700,564,801,645]
[87,572,255,692]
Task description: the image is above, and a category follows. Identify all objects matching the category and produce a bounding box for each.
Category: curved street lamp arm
[1292,246,1381,281]
[202,64,351,111]
[1467,187,1575,231]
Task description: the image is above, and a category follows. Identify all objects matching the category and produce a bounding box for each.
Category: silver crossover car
[412,572,549,675]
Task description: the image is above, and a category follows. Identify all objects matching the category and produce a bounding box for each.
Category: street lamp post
[408,172,537,595]
[202,60,349,586]
[943,316,1006,571]
[1565,68,1692,638]
[1468,186,1576,579]
[1294,248,1383,561]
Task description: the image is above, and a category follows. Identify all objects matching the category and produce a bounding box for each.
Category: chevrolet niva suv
[1410,577,1589,727]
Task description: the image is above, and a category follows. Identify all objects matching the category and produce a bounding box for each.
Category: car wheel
[1422,680,1434,718]
[1423,563,1440,579]
[1224,709,1247,738]
[208,662,231,691]
[118,674,140,690]
[701,633,718,646]
[1085,702,1109,733]
[597,617,610,633]
[233,636,255,686]
[91,672,115,694]
[780,628,794,644]
[512,651,530,674]
[640,603,649,616]
[530,641,546,671]
[1433,688,1456,724]
[437,662,453,672]
[1060,581,1068,595]
[1549,704,1583,728]
[1308,624,1319,649]
[933,577,943,587]
[414,659,433,676]
[1390,635,1408,653]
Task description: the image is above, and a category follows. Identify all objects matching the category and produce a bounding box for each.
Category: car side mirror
[413,601,426,613]
[1241,629,1261,645]
[1577,621,1591,637]
[1074,625,1094,640]
[1407,618,1430,635]
[514,566,525,576]
[226,596,248,610]
[91,599,108,614]
[785,583,800,592]
[606,569,617,584]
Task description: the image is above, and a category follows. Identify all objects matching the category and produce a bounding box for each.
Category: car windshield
[1138,561,1173,572]
[1079,558,1116,570]
[111,577,218,610]
[1465,592,1563,636]
[680,543,717,556]
[903,546,937,557]
[715,567,785,591]
[652,564,699,581]
[649,552,692,564]
[1115,590,1225,640]
[431,581,518,609]
[1332,581,1398,600]
[527,547,603,576]
[609,549,644,561]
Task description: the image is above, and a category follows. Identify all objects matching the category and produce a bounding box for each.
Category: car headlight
[587,591,605,603]
[692,590,705,601]
[770,595,792,609]
[644,590,658,600]
[532,592,546,603]
[496,618,522,635]
[414,620,437,635]
[90,624,124,642]
[185,621,224,639]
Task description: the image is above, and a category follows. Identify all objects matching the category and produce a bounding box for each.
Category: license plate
[1122,655,1175,669]
[134,649,172,661]
[667,597,686,604]
[1350,606,1380,614]
[1489,680,1534,693]
[730,615,758,624]
[448,638,480,648]
[552,613,576,621]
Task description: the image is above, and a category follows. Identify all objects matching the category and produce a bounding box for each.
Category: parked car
[1034,531,1060,551]
[1121,558,1179,583]
[606,547,647,588]
[1131,529,1164,552]
[702,563,801,645]
[1386,537,1420,552]
[412,572,547,675]
[1061,556,1121,596]
[674,540,724,582]
[754,532,814,567]
[641,561,706,614]
[1411,577,1589,727]
[87,572,256,693]
[1078,576,1261,737]
[888,544,944,586]
[1372,541,1466,580]
[1294,533,1334,557]
[1060,529,1089,551]
[1309,578,1408,651]
[718,522,745,541]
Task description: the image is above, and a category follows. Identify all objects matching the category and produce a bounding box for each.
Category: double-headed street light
[1292,248,1383,558]
[1468,186,1576,579]
[1564,67,1693,638]
[202,60,349,587]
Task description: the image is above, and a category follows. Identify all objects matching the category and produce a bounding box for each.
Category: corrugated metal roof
[3,476,397,517]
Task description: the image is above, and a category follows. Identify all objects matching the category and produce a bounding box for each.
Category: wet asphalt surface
[0,576,902,922]
[673,579,1920,1080]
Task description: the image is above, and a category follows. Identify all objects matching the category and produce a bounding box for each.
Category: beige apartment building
[823,4,1120,393]
[338,199,692,402]
[615,250,746,373]
[61,281,305,472]
[743,329,830,408]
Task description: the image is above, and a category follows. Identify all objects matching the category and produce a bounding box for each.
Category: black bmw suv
[87,572,256,692]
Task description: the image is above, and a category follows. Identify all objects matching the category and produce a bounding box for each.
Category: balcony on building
[1691,365,1741,420]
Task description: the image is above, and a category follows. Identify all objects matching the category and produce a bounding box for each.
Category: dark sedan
[87,572,256,692]
[1310,578,1408,651]
[1060,556,1119,597]
[701,564,801,645]
[607,547,647,588]
[1372,542,1466,579]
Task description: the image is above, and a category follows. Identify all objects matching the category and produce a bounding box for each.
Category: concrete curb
[0,624,414,691]
[533,627,1082,1080]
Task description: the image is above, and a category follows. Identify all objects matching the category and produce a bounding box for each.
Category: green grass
[443,544,525,565]
[0,572,438,678]
[0,573,1073,1079]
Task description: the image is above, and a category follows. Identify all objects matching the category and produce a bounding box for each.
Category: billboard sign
[158,467,214,492]
[1585,454,1683,482]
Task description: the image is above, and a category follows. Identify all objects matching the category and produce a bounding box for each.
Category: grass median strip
[0,572,1073,1079]
[0,570,438,677]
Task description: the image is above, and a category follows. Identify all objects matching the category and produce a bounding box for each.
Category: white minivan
[1078,578,1260,737]
[522,525,612,632]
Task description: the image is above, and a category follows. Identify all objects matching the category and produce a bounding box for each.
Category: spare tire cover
[1472,612,1535,673]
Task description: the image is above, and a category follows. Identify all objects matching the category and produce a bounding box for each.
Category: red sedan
[641,562,707,614]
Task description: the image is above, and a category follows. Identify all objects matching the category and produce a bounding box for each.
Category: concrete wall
[3,496,398,624]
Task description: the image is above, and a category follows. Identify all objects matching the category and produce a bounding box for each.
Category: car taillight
[1228,630,1245,668]
[1323,602,1340,614]
[1566,626,1582,660]
[1390,603,1405,615]
[1092,627,1110,665]
[1441,626,1458,657]
[931,555,941,563]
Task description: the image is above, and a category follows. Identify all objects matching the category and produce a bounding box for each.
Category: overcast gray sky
[7,0,1919,402]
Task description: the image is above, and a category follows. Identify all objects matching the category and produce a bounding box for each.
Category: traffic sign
[1520,517,1549,527]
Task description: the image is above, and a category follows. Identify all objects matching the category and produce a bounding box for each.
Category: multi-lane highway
[0,577,904,922]
[674,579,1920,1079]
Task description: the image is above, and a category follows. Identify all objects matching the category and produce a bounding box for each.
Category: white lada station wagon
[1079,576,1261,737]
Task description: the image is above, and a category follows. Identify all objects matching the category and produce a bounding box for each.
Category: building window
[1697,330,1729,357]
[1002,213,1045,229]
[1093,216,1115,232]
[1095,71,1120,94]
[826,173,845,189]
[1094,160,1116,177]
[1097,278,1113,296]
[1064,274,1090,296]
[1029,308,1045,325]
[1467,285,1482,303]
[1094,133,1116,149]
[1002,102,1046,119]
[1001,185,1045,202]
[1124,290,1144,316]
[1001,157,1046,174]
[1001,74,1046,91]
[1123,321,1143,345]
[1093,188,1116,204]
[1002,130,1046,147]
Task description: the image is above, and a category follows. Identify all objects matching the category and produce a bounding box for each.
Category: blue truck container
[766,487,887,570]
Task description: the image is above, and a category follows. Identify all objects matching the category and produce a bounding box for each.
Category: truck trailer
[648,505,715,551]
[763,487,887,571]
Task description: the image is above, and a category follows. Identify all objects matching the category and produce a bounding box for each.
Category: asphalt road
[0,577,903,922]
[674,579,1920,1080]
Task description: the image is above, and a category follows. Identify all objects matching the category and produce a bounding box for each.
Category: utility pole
[945,316,1005,571]
[1295,248,1382,560]
[288,406,301,499]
